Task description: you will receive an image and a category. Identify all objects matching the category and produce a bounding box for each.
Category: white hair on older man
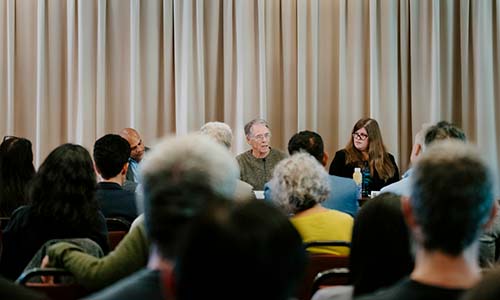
[269,152,330,214]
[199,122,233,149]
[141,133,239,199]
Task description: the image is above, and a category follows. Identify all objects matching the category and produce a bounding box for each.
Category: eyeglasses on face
[252,133,271,141]
[352,132,368,141]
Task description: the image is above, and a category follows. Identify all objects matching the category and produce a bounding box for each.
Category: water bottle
[353,167,362,199]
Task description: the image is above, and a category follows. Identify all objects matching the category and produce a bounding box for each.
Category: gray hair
[244,118,269,137]
[269,152,330,214]
[141,134,239,199]
[200,122,233,149]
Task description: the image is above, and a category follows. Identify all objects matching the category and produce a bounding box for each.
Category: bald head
[120,128,145,162]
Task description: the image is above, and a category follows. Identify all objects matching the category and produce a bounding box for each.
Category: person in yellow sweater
[268,152,353,255]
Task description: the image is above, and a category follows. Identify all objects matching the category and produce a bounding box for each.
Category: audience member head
[93,134,131,181]
[120,128,145,162]
[269,152,330,214]
[30,143,99,226]
[244,118,272,157]
[408,140,495,256]
[409,123,431,164]
[345,118,396,181]
[350,193,414,296]
[199,121,233,149]
[141,134,239,260]
[423,121,466,149]
[287,130,326,166]
[0,136,35,216]
[174,201,307,300]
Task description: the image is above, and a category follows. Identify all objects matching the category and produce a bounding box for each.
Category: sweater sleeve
[47,219,150,290]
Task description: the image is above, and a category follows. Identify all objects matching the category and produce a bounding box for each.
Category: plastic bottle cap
[354,168,361,172]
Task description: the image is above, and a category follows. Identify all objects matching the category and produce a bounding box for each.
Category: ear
[410,144,422,164]
[401,196,416,228]
[483,201,498,230]
[322,151,329,167]
[246,135,252,145]
[121,162,129,175]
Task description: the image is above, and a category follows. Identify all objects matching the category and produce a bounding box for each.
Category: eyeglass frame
[352,132,368,141]
[251,132,272,141]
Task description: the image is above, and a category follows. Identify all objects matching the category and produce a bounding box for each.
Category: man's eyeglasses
[352,132,368,141]
[252,133,271,141]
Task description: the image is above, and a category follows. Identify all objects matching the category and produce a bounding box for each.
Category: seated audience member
[312,193,414,300]
[356,140,497,300]
[200,121,255,201]
[265,130,359,217]
[119,128,147,189]
[236,118,287,190]
[381,121,464,196]
[269,152,353,255]
[0,144,108,280]
[381,121,499,268]
[0,136,35,217]
[173,201,307,300]
[81,134,240,300]
[93,134,137,223]
[329,118,399,195]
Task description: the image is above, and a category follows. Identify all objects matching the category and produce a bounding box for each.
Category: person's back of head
[0,136,35,216]
[269,152,330,214]
[410,140,495,255]
[93,134,131,180]
[287,130,324,163]
[140,134,240,260]
[350,192,414,296]
[200,122,233,149]
[174,200,307,300]
[30,143,99,226]
[424,121,466,148]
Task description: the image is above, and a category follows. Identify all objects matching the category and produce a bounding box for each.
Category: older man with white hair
[200,121,255,201]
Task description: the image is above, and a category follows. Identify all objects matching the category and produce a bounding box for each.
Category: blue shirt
[264,175,359,217]
[380,168,413,197]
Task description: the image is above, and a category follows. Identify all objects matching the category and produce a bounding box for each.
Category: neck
[410,245,481,289]
[100,175,124,186]
[293,204,327,218]
[251,147,270,159]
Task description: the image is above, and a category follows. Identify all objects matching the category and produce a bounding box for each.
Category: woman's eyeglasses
[352,132,368,141]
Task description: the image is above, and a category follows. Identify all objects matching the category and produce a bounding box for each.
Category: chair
[16,268,90,300]
[311,267,351,295]
[296,241,351,300]
[106,218,131,250]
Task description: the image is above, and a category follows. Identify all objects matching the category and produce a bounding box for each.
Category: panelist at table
[236,118,286,190]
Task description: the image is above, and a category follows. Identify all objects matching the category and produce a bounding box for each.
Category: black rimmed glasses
[352,132,368,141]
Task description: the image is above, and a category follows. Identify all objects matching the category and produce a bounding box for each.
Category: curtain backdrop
[1,0,499,195]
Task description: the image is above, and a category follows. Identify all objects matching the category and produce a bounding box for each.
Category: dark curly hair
[0,136,35,216]
[30,143,100,228]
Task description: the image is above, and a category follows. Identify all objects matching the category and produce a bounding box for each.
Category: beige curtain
[0,0,499,194]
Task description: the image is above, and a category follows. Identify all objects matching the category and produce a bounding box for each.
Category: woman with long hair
[0,144,108,280]
[0,136,35,217]
[312,193,414,300]
[329,118,399,195]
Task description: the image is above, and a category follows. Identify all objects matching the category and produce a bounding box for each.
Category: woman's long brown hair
[345,118,396,181]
